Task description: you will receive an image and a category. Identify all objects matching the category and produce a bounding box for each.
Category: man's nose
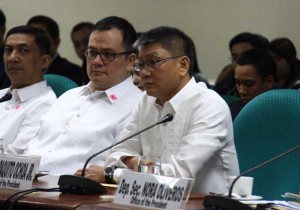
[7,50,20,61]
[92,54,104,64]
[238,85,247,95]
[140,68,151,79]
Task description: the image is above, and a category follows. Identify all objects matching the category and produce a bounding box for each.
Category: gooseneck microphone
[203,144,300,210]
[81,113,173,177]
[58,114,174,195]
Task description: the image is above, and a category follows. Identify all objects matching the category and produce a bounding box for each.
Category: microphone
[203,144,300,210]
[58,114,174,195]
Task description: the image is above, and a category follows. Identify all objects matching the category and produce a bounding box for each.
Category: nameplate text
[114,171,192,210]
[0,154,40,190]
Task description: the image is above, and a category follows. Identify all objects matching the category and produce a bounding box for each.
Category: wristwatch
[104,165,117,184]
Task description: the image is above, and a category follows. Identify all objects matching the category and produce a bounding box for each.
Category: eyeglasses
[84,49,132,61]
[133,56,182,72]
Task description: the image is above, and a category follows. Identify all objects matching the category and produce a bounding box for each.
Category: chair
[221,95,240,104]
[44,74,79,97]
[233,89,300,200]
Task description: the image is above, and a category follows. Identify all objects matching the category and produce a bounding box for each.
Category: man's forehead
[5,33,35,45]
[89,29,124,49]
[138,42,168,57]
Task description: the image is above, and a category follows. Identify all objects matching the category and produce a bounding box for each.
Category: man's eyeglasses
[84,49,132,61]
[133,56,182,72]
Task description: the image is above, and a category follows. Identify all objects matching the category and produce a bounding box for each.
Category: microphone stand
[203,144,300,210]
[58,114,174,195]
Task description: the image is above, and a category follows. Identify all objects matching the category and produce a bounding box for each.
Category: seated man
[78,26,239,194]
[27,16,142,176]
[229,49,276,120]
[214,32,269,96]
[0,25,56,154]
[0,9,10,89]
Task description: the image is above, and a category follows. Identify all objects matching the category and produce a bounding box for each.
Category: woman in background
[269,38,300,89]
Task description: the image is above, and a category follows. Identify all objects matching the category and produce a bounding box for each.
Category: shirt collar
[79,77,135,104]
[10,80,48,102]
[155,78,197,113]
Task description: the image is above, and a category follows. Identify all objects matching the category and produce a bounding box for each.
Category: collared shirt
[27,77,142,176]
[0,81,57,155]
[106,78,239,193]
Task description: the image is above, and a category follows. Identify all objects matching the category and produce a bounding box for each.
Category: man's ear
[126,53,136,75]
[41,55,52,72]
[178,56,190,77]
[265,75,276,89]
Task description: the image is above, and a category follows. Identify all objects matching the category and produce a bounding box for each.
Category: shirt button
[77,114,80,117]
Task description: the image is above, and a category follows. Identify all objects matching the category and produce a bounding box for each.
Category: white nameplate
[0,154,40,190]
[114,171,193,210]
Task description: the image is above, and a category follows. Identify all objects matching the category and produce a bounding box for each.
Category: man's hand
[74,164,106,183]
[122,156,140,171]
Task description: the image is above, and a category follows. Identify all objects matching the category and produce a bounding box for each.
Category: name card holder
[114,171,194,210]
[0,154,40,190]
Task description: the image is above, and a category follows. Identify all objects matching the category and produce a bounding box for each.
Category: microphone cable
[0,187,60,210]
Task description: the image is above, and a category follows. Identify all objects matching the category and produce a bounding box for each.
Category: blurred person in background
[268,37,300,89]
[229,49,276,120]
[27,15,84,85]
[214,32,269,96]
[71,22,94,84]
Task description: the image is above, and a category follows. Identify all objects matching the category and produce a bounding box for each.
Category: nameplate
[0,154,40,190]
[114,171,193,210]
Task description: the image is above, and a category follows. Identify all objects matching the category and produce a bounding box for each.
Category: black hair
[268,37,300,88]
[229,32,269,51]
[236,49,276,79]
[93,16,136,52]
[71,22,94,35]
[0,9,5,27]
[134,26,194,76]
[5,25,51,55]
[27,15,59,39]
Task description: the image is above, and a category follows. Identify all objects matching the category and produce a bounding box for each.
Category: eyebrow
[138,52,161,60]
[5,43,30,48]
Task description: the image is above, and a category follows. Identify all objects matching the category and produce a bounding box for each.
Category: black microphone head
[159,114,174,124]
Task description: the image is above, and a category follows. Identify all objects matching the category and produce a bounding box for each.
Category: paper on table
[282,192,300,200]
[241,200,300,210]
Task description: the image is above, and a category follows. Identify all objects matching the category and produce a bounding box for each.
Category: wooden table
[0,175,205,210]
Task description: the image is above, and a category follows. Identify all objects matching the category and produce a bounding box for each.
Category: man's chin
[144,88,157,97]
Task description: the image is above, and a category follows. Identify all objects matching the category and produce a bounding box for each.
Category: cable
[9,188,59,210]
[0,187,59,210]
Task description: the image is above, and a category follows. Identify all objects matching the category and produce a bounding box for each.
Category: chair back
[44,74,79,97]
[221,95,240,104]
[234,89,300,200]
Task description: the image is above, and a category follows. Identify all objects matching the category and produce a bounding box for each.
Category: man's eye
[244,82,254,87]
[147,60,158,66]
[89,51,97,56]
[20,48,29,53]
[102,52,115,58]
[4,47,12,54]
[236,80,254,87]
